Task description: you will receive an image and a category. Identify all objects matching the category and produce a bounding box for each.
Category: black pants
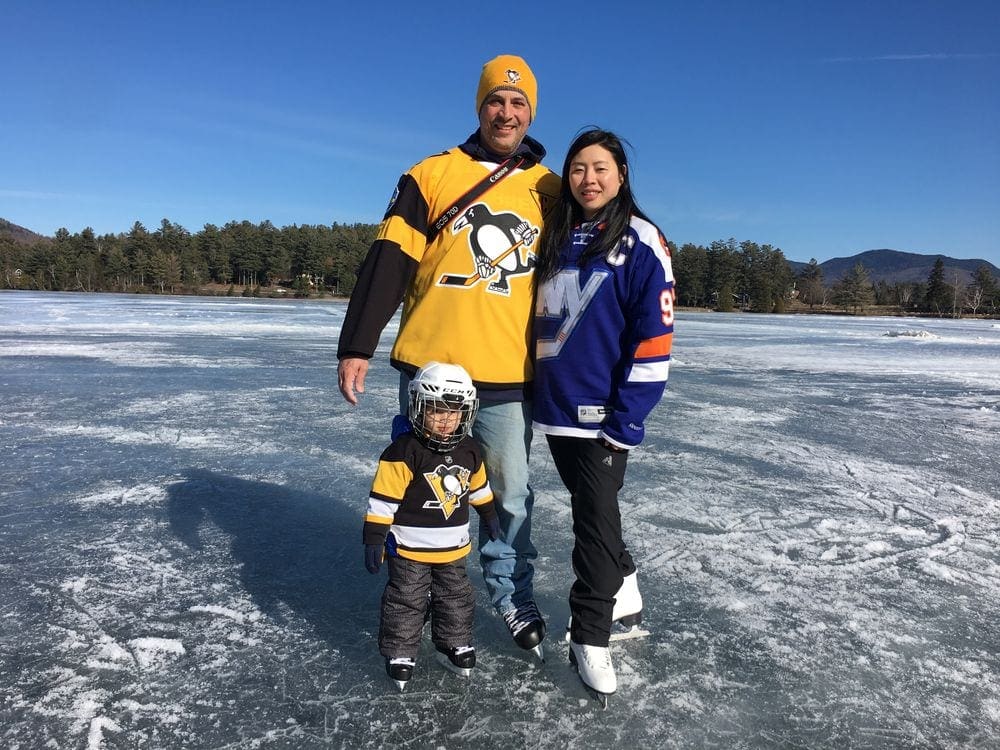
[547,435,636,647]
[378,555,474,658]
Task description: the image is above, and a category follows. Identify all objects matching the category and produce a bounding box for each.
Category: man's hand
[339,357,369,405]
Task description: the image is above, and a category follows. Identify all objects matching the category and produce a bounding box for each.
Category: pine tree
[923,257,949,314]
[797,259,825,308]
[831,263,874,313]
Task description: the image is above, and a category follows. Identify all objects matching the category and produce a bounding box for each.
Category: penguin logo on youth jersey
[422,464,471,519]
[436,203,538,296]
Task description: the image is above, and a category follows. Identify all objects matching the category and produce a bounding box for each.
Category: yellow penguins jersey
[338,136,560,395]
[362,432,496,564]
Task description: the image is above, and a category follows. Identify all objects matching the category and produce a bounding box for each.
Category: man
[337,54,560,660]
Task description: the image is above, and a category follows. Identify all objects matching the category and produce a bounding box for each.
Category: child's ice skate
[385,656,416,691]
[435,645,476,678]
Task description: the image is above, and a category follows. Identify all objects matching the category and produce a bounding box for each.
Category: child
[362,361,500,690]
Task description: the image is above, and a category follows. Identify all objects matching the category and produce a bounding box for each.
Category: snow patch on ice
[44,423,286,453]
[0,340,255,368]
[820,545,840,561]
[883,329,937,339]
[189,605,247,623]
[87,716,121,750]
[127,638,186,669]
[918,559,958,581]
[72,482,168,508]
[60,576,91,593]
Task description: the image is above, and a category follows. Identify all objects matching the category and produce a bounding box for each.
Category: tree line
[3,220,998,316]
[673,240,999,316]
[0,219,377,297]
[794,257,999,316]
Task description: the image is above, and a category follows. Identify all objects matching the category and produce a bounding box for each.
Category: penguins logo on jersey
[422,464,471,520]
[438,202,538,296]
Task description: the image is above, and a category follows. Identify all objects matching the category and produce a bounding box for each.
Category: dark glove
[364,544,383,574]
[486,515,501,541]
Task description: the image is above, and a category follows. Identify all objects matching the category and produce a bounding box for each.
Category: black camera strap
[426,154,527,243]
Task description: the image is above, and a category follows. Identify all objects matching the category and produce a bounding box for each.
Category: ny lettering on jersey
[535,269,610,360]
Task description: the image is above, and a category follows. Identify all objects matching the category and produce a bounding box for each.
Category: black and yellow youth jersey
[362,432,495,564]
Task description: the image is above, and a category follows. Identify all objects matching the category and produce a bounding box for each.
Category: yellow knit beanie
[476,54,537,121]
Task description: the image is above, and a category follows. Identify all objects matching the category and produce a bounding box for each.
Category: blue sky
[2,1,998,266]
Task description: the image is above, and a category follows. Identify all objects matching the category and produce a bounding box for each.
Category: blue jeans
[399,375,536,612]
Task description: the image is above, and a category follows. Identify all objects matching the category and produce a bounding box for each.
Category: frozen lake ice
[1,291,998,748]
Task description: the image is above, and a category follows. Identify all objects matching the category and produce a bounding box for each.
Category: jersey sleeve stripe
[381,173,429,232]
[469,487,494,505]
[628,360,671,383]
[634,333,673,359]
[370,459,413,499]
[377,215,428,263]
[366,497,400,518]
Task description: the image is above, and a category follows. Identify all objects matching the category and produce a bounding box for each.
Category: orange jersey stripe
[635,333,673,359]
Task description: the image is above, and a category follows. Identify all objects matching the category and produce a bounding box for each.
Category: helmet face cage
[408,363,479,452]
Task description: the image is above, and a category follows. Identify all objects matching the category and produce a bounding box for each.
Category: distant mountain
[0,218,51,245]
[788,249,999,287]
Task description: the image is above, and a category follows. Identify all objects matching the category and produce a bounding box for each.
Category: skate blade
[609,625,651,642]
[587,688,610,710]
[529,643,545,663]
[569,654,613,709]
[392,679,407,692]
[435,652,473,678]
[565,624,650,643]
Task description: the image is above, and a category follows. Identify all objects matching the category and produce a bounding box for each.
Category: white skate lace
[581,645,612,671]
[502,601,542,637]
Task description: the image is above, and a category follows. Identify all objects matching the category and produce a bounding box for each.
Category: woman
[532,129,675,704]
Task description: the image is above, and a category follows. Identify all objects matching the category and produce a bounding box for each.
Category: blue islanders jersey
[532,214,675,449]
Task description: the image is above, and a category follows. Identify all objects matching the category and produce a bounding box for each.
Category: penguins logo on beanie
[476,54,537,121]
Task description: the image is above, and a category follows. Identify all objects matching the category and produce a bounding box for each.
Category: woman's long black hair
[535,128,651,284]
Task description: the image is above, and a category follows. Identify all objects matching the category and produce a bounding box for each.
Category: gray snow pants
[378,555,474,659]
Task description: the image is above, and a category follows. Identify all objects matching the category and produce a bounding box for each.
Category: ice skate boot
[569,640,617,709]
[501,601,546,662]
[435,645,476,678]
[610,571,650,640]
[563,571,650,644]
[385,657,415,691]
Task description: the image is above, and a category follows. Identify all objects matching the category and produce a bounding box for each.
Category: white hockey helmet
[408,362,479,452]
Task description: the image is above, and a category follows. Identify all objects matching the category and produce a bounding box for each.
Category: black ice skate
[385,656,415,691]
[435,645,476,678]
[501,601,546,662]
